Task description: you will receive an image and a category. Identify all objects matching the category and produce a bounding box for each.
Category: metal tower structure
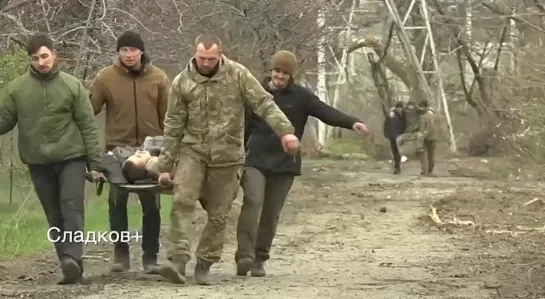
[314,0,383,144]
[383,0,457,151]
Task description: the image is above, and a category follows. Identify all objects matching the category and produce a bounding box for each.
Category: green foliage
[0,50,28,88]
[0,177,173,260]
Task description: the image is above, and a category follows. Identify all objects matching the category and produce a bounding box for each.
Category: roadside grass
[0,173,172,260]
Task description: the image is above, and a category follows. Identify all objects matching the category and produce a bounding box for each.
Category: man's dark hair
[194,34,222,51]
[394,101,404,109]
[26,33,55,56]
[121,160,147,183]
[418,99,429,108]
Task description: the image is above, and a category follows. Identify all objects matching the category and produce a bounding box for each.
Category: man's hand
[88,171,105,183]
[352,122,369,135]
[158,172,174,187]
[280,134,300,154]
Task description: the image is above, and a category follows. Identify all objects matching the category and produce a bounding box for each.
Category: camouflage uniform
[141,135,165,151]
[418,109,438,175]
[396,104,424,156]
[156,56,294,284]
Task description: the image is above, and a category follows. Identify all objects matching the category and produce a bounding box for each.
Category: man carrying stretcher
[88,30,169,274]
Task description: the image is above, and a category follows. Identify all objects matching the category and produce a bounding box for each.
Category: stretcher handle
[85,171,105,196]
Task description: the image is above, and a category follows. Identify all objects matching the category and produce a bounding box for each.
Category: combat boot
[428,166,435,176]
[158,258,186,284]
[393,160,401,174]
[110,243,130,272]
[236,257,254,276]
[142,254,161,275]
[250,260,266,277]
[194,258,213,285]
[57,256,82,285]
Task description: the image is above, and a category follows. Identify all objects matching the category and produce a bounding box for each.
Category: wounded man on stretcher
[98,136,209,210]
[98,136,173,193]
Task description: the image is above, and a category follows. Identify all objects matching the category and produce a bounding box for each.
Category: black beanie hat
[116,30,145,52]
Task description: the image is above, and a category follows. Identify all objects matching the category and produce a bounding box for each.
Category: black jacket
[244,81,360,176]
[383,111,405,140]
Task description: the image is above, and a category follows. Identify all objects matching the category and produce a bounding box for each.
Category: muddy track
[1,158,544,298]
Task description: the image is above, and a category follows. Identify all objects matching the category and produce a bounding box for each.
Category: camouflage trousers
[418,139,436,175]
[167,153,242,264]
[396,132,425,157]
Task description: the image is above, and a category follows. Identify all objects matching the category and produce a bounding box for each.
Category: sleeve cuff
[88,161,103,172]
[343,117,360,130]
[275,124,295,137]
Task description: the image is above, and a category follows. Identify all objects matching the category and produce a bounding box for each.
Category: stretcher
[86,172,174,195]
[86,172,209,211]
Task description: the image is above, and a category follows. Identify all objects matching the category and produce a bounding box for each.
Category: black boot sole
[58,258,81,285]
[158,265,186,284]
[236,258,254,276]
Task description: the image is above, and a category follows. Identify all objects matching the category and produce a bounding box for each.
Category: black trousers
[236,167,295,262]
[108,185,161,258]
[28,157,87,270]
[390,139,401,169]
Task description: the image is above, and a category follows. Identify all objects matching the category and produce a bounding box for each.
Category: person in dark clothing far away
[384,101,406,174]
[236,50,370,277]
[0,33,103,284]
[88,30,169,275]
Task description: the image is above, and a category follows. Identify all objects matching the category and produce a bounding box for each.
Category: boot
[142,254,161,275]
[57,256,82,285]
[250,260,266,277]
[393,159,401,174]
[158,258,186,284]
[236,257,254,276]
[110,243,130,272]
[194,258,213,285]
[428,166,435,176]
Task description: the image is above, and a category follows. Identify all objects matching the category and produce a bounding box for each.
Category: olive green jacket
[0,66,101,170]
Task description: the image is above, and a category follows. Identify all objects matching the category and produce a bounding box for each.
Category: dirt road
[2,158,545,298]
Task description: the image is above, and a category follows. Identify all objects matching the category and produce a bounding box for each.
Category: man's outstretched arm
[305,95,361,130]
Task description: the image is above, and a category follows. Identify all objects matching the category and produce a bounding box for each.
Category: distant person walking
[417,100,438,176]
[384,101,406,174]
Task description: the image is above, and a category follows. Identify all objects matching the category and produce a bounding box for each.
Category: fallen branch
[82,255,109,262]
[486,225,545,237]
[429,205,545,237]
[428,205,476,226]
[524,197,545,206]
